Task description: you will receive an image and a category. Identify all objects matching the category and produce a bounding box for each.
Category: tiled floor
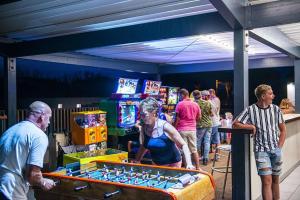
[280,165,300,200]
[201,151,232,200]
[202,153,300,200]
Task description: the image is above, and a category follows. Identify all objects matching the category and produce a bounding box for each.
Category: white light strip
[125,69,134,72]
[198,35,256,55]
[198,35,233,50]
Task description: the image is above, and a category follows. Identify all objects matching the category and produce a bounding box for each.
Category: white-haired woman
[134,97,195,169]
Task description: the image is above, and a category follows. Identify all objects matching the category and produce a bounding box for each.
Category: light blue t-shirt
[0,121,48,200]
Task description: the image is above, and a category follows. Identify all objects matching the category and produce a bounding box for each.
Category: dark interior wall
[161,66,294,114]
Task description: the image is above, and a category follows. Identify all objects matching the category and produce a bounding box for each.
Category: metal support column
[232,29,251,200]
[295,59,300,113]
[4,57,17,128]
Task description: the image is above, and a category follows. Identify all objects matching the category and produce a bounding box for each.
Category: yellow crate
[63,148,128,166]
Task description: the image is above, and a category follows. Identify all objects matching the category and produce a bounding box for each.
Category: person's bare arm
[0,115,7,120]
[278,123,286,148]
[134,145,148,163]
[133,129,147,163]
[232,120,256,135]
[26,165,55,191]
[209,104,213,117]
[197,108,202,121]
[217,98,221,114]
[164,123,194,169]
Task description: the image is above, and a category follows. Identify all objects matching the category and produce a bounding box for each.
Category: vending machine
[71,110,108,145]
[65,110,128,166]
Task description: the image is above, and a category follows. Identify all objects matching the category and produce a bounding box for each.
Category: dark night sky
[0,57,294,113]
[161,66,294,114]
[0,57,157,108]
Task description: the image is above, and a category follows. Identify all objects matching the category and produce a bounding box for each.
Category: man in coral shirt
[175,88,201,170]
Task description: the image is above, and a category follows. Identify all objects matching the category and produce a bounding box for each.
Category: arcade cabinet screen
[142,80,162,95]
[119,104,136,127]
[116,78,138,94]
[168,87,179,104]
[159,86,168,104]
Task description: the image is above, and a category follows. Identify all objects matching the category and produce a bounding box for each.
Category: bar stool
[211,144,232,199]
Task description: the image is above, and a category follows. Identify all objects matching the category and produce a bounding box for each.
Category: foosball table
[35,161,215,200]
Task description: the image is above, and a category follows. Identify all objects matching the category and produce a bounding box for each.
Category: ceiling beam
[249,0,300,28]
[250,27,300,59]
[210,0,300,58]
[159,56,293,74]
[211,0,300,29]
[209,0,246,29]
[21,53,158,73]
[6,12,231,57]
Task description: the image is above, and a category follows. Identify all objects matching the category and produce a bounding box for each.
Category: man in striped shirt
[233,84,286,200]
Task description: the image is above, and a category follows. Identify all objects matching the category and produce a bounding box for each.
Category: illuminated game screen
[168,87,179,105]
[116,78,138,94]
[142,80,162,95]
[118,102,137,128]
[159,86,168,104]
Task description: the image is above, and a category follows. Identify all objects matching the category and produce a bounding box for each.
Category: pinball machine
[35,161,215,200]
[159,86,180,120]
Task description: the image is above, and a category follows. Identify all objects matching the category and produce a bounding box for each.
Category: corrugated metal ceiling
[0,0,215,41]
[278,22,300,46]
[77,32,281,64]
[0,0,297,64]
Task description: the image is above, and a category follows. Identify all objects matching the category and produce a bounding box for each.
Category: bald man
[0,101,55,200]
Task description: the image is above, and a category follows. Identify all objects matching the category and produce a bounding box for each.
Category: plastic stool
[211,144,232,199]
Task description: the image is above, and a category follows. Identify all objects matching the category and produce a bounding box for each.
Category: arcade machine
[167,87,180,116]
[159,86,168,105]
[159,86,180,119]
[99,78,141,150]
[141,79,162,98]
[35,161,215,200]
[63,110,128,166]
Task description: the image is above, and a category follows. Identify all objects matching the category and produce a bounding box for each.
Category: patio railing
[0,107,99,134]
